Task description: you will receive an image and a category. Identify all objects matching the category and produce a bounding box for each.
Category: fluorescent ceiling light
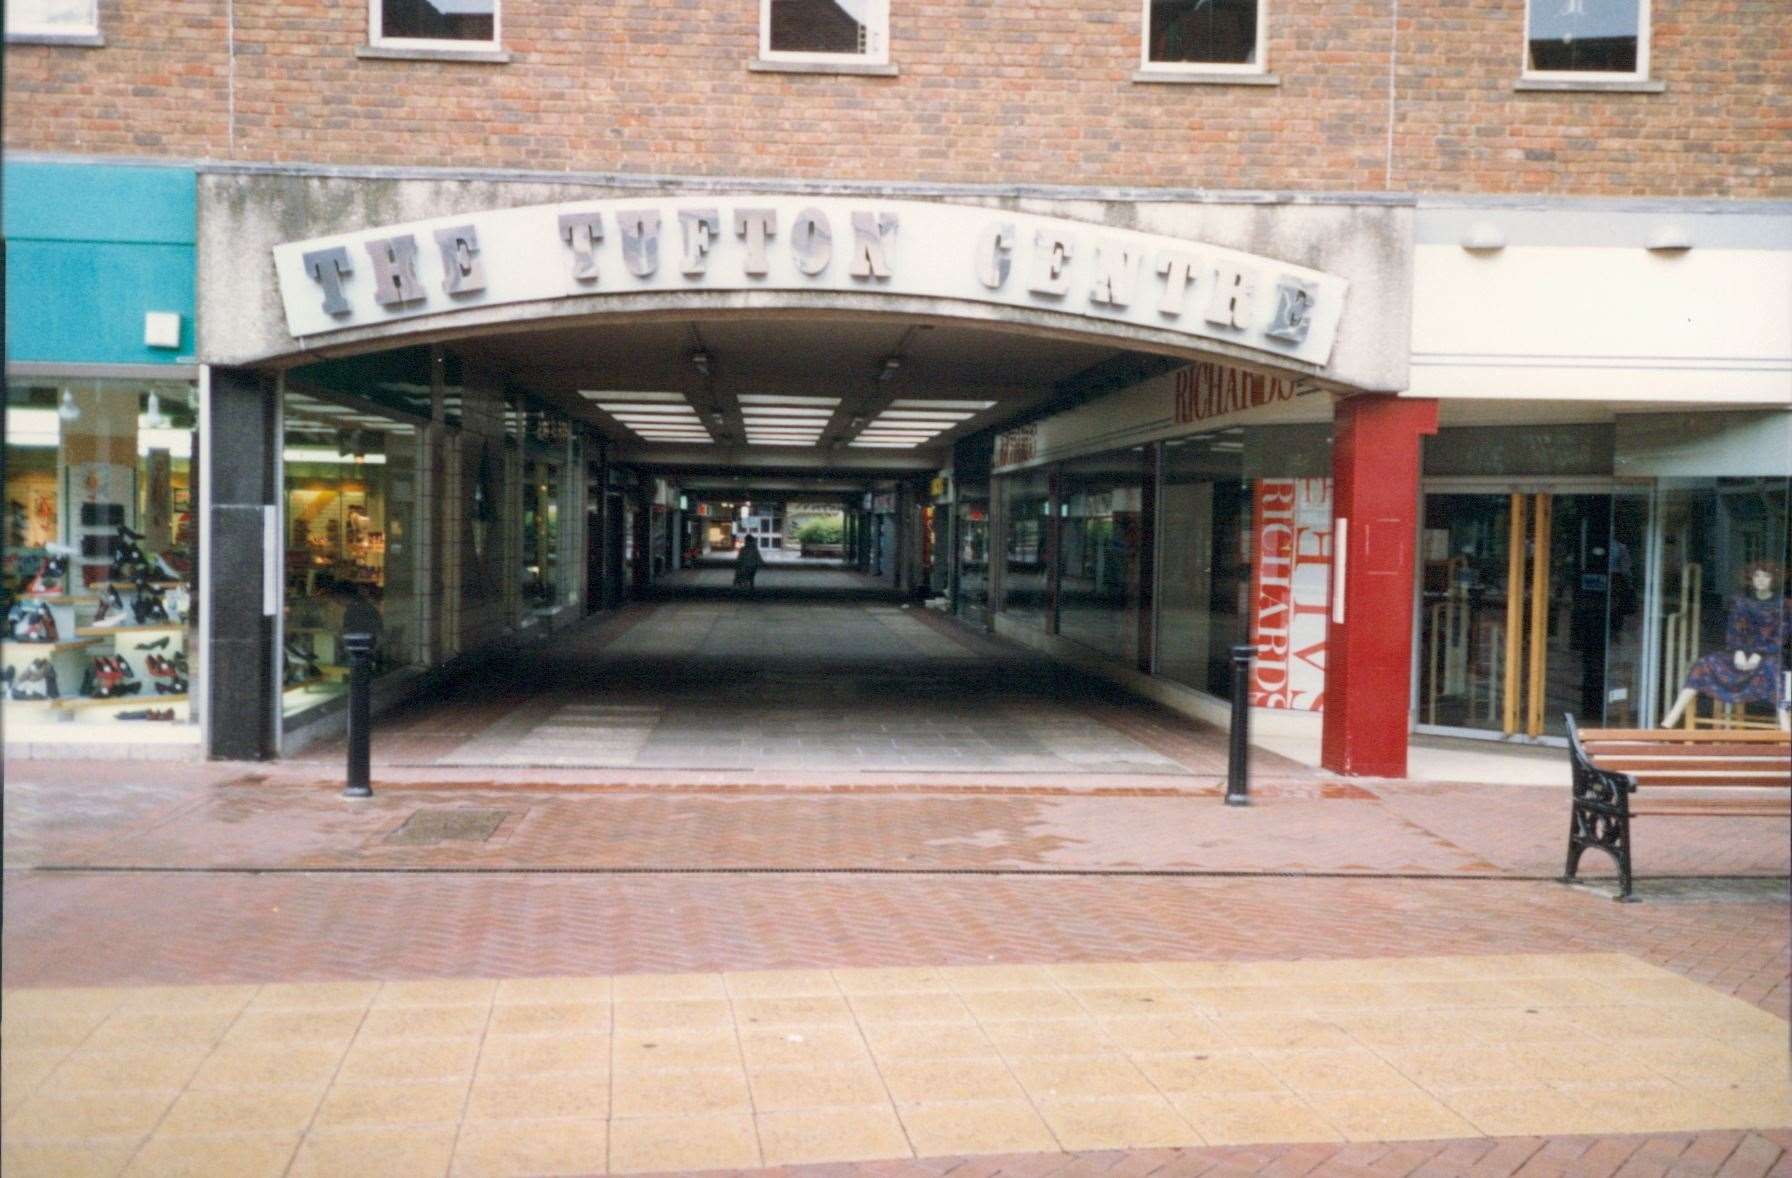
[284,447,388,465]
[878,410,974,421]
[609,408,699,417]
[582,390,687,402]
[849,441,918,448]
[890,399,995,410]
[740,408,833,419]
[738,395,839,407]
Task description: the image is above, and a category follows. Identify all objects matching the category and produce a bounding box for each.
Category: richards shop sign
[274,197,1347,366]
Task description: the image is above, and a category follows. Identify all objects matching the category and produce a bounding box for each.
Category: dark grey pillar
[206,366,278,760]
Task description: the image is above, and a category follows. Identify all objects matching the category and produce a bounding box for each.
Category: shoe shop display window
[281,396,422,722]
[4,377,200,742]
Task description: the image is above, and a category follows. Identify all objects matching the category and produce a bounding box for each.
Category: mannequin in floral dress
[1660,562,1792,731]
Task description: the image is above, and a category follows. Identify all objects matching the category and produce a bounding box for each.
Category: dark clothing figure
[1684,593,1792,705]
[734,536,763,589]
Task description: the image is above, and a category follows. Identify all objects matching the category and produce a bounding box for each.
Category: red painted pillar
[1321,395,1438,778]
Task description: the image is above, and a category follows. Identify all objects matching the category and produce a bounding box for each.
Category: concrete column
[1320,395,1439,778]
[204,366,278,761]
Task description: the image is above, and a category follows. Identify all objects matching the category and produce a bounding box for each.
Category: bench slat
[1595,757,1790,770]
[1632,804,1792,816]
[1580,728,1791,744]
[1623,774,1792,788]
[1591,745,1784,763]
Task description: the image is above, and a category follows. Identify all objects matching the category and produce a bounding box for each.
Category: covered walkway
[316,595,1302,783]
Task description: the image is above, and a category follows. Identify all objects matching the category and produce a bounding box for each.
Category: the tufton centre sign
[273,196,1348,367]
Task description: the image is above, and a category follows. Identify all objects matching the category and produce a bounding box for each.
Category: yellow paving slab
[1,951,1786,1176]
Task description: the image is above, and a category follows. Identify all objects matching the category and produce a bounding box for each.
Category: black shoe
[136,636,171,651]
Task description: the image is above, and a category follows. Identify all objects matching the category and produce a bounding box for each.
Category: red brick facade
[5,0,1788,196]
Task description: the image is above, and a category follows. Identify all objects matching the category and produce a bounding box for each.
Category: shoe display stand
[7,586,190,725]
[3,597,94,704]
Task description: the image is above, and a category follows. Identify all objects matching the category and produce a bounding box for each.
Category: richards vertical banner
[1249,478,1333,711]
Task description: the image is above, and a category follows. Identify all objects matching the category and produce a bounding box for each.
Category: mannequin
[1660,562,1791,731]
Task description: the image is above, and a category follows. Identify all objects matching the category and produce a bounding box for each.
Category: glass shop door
[1416,485,1648,741]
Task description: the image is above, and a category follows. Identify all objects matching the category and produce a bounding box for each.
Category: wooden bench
[1563,716,1791,901]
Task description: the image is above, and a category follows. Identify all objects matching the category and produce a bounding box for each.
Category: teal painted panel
[3,161,195,245]
[6,239,196,364]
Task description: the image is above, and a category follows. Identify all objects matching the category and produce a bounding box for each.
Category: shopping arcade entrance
[193,174,1423,769]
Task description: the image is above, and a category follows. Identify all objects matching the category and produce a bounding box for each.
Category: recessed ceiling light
[877,410,974,421]
[581,390,687,402]
[849,441,919,448]
[738,395,839,407]
[889,399,995,410]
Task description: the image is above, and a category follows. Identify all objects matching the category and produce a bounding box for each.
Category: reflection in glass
[1148,0,1259,65]
[768,0,871,55]
[1156,438,1251,698]
[1057,452,1147,663]
[1527,0,1639,73]
[381,0,495,42]
[1000,469,1051,631]
[956,492,990,627]
[282,397,419,721]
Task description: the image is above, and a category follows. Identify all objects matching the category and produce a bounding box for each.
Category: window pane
[381,0,494,43]
[769,0,871,55]
[5,0,97,35]
[1057,452,1149,664]
[1148,0,1258,66]
[999,469,1051,631]
[1528,0,1639,73]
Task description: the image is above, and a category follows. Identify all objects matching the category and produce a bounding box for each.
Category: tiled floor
[431,602,1188,774]
[3,953,1785,1177]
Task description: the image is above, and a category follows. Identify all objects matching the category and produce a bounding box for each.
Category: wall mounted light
[1645,224,1694,253]
[689,350,712,376]
[1461,221,1506,253]
[144,311,181,349]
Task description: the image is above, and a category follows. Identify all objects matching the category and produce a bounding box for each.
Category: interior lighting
[284,447,387,465]
[582,390,687,402]
[890,399,995,410]
[849,441,919,448]
[878,410,974,421]
[58,389,80,422]
[737,395,839,407]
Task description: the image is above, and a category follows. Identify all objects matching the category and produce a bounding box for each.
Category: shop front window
[956,490,990,626]
[1655,478,1791,730]
[1157,424,1332,704]
[522,459,561,612]
[5,378,200,738]
[282,398,420,721]
[998,469,1052,630]
[1057,451,1148,663]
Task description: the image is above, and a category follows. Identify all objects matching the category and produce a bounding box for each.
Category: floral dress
[1683,593,1792,705]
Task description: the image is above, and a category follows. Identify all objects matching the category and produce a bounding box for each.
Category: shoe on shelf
[136,636,171,651]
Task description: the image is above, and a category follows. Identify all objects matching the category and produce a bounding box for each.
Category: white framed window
[760,0,889,66]
[1523,0,1648,80]
[370,0,500,52]
[1140,0,1265,73]
[4,0,99,41]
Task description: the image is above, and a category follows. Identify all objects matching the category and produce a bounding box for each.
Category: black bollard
[1225,644,1254,806]
[342,631,375,798]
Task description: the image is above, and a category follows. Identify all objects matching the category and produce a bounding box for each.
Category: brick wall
[5,0,1788,197]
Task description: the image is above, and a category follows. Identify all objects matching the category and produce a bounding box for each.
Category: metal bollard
[342,631,375,799]
[1225,644,1254,806]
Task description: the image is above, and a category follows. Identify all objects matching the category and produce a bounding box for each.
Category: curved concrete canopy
[197,174,1411,392]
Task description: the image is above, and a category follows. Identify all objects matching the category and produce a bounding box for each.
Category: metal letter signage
[274,196,1349,366]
